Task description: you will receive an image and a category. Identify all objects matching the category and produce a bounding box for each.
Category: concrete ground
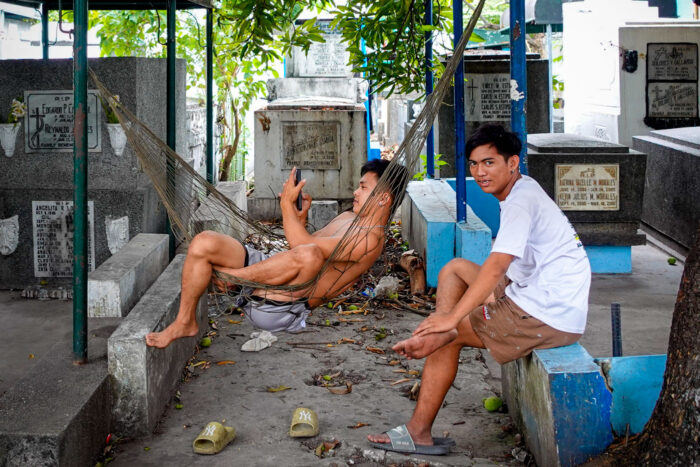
[0,240,685,466]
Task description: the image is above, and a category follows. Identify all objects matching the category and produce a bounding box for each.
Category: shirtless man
[368,124,591,455]
[146,159,407,348]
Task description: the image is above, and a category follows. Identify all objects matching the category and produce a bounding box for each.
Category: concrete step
[0,318,120,467]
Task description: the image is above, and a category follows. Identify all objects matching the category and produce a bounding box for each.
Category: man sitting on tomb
[368,124,591,455]
[147,159,407,348]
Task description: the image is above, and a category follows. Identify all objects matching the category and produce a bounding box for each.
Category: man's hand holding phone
[280,167,311,223]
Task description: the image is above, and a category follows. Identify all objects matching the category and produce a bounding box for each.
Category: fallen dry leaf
[393,369,407,374]
[338,317,365,323]
[338,337,356,344]
[366,346,385,354]
[391,378,412,386]
[347,422,371,429]
[388,359,400,366]
[408,370,420,376]
[227,319,241,325]
[327,382,352,395]
[267,385,292,393]
[216,360,236,365]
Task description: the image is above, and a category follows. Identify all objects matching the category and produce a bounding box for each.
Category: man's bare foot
[145,321,199,349]
[392,329,458,359]
[367,422,433,446]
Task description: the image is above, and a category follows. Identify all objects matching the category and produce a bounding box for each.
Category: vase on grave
[107,123,127,157]
[0,122,21,158]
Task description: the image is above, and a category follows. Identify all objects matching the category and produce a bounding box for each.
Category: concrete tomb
[527,133,647,273]
[633,126,700,252]
[0,57,188,290]
[563,0,700,146]
[250,19,367,221]
[438,50,550,178]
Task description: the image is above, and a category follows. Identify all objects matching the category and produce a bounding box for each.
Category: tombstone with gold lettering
[526,133,647,273]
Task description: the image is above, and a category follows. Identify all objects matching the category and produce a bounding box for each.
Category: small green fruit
[348,305,359,311]
[483,396,502,412]
[668,257,677,265]
[325,319,331,326]
[322,374,332,381]
[327,302,334,309]
[175,403,183,409]
[200,337,212,347]
[388,293,399,300]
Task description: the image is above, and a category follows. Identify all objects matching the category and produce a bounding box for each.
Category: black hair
[465,124,522,161]
[361,158,408,205]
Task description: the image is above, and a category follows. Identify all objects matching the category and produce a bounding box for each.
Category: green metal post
[73,0,88,364]
[41,3,49,60]
[166,0,176,258]
[206,8,214,185]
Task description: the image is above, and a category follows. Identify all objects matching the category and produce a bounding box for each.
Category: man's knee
[292,244,324,270]
[188,231,219,257]
[439,257,477,279]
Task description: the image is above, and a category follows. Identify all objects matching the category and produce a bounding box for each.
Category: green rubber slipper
[192,421,236,455]
[289,407,319,438]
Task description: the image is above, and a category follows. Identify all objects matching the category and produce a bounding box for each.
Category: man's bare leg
[368,258,488,446]
[146,231,247,348]
[393,258,490,360]
[146,232,325,348]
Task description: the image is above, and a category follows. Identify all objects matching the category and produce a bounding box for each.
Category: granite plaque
[24,90,102,153]
[282,122,341,169]
[32,200,95,277]
[465,73,511,121]
[555,164,619,211]
[647,82,698,118]
[648,43,698,80]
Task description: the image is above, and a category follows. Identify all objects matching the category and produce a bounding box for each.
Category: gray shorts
[239,246,310,333]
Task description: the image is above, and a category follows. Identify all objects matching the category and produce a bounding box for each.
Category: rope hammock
[88,0,485,304]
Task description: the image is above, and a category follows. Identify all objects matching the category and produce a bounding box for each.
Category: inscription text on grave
[646,43,699,121]
[555,164,619,211]
[32,201,95,277]
[282,122,340,169]
[23,90,101,153]
[464,73,511,122]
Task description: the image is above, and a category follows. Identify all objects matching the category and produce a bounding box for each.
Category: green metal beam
[41,3,48,59]
[206,8,213,184]
[166,0,176,259]
[72,0,88,364]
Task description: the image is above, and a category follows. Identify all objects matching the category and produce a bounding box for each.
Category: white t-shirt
[491,175,591,334]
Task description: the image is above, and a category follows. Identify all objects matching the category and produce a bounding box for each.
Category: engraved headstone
[32,200,95,277]
[282,122,341,170]
[286,19,352,78]
[527,133,646,248]
[437,51,550,177]
[645,43,699,128]
[555,164,619,211]
[23,90,102,152]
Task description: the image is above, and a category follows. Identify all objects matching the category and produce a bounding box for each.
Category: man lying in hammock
[146,159,406,348]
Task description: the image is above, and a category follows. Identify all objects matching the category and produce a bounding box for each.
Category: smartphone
[294,169,303,211]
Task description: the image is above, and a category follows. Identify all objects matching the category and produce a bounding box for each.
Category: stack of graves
[0,58,187,290]
[250,19,368,221]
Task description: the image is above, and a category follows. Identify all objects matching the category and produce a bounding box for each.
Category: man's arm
[413,252,514,336]
[279,169,379,261]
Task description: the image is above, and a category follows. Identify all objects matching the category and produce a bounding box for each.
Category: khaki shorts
[468,278,582,364]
